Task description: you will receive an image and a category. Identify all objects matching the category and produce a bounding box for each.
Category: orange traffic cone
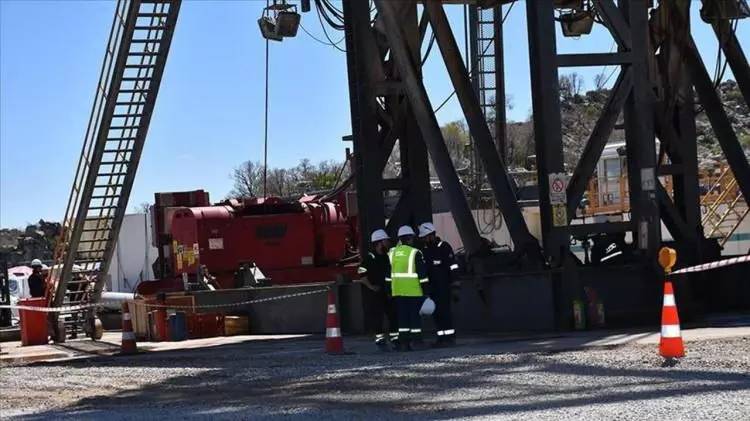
[121,302,137,355]
[659,281,685,359]
[325,289,344,354]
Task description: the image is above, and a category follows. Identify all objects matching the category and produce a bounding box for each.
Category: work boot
[390,338,400,351]
[375,340,389,352]
[431,337,446,348]
[410,335,427,351]
[396,333,412,352]
[375,334,388,351]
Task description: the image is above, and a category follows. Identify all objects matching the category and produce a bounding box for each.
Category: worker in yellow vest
[387,225,430,351]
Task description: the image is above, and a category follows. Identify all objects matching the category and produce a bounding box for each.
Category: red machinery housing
[165,194,356,288]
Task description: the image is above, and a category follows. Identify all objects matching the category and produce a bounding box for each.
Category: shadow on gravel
[15,335,750,420]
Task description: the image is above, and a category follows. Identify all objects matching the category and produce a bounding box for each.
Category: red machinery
[151,191,357,290]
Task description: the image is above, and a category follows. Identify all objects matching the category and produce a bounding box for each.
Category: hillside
[0,220,60,267]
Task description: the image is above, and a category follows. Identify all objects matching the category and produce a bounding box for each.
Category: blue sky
[1,1,747,228]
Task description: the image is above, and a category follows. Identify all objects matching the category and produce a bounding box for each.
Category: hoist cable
[263,0,270,198]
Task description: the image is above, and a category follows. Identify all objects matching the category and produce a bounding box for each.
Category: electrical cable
[300,22,345,48]
[315,0,347,52]
[594,41,617,89]
[696,18,738,115]
[422,33,436,65]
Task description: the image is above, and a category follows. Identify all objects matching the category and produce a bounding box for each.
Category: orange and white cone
[659,281,685,359]
[121,302,137,355]
[325,289,344,354]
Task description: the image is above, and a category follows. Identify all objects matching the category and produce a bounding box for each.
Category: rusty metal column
[343,0,386,250]
[621,0,660,257]
[400,3,433,229]
[525,0,568,265]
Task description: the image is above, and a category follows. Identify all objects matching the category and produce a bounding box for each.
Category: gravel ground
[1,336,749,420]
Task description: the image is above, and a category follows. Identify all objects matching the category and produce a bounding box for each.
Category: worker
[27,259,46,298]
[418,222,459,347]
[388,225,429,351]
[356,229,397,351]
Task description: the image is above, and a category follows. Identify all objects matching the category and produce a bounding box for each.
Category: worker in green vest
[387,225,430,351]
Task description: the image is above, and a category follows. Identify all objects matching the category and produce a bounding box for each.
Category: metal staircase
[49,0,180,339]
[701,166,750,247]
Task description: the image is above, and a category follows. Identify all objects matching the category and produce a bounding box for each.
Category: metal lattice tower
[475,8,499,144]
[50,0,180,336]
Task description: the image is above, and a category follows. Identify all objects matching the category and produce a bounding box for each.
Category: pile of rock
[0,220,60,266]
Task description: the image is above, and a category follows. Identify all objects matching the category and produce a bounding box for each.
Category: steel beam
[557,52,633,67]
[656,182,690,244]
[427,0,540,259]
[374,0,484,255]
[526,0,568,265]
[708,10,750,105]
[685,38,750,201]
[343,0,387,249]
[493,5,506,159]
[401,3,433,229]
[568,221,633,237]
[567,68,633,218]
[593,0,633,50]
[620,0,660,256]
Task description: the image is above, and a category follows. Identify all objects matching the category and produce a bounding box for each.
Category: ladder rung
[106,137,138,141]
[82,228,111,233]
[103,148,133,154]
[100,160,131,165]
[111,113,142,118]
[131,39,164,43]
[97,171,128,177]
[78,248,107,253]
[109,125,140,130]
[88,205,118,210]
[118,89,149,94]
[121,77,152,81]
[125,64,156,68]
[137,13,169,18]
[66,279,92,284]
[128,51,160,57]
[85,215,116,220]
[134,25,165,30]
[115,101,146,106]
[73,258,103,263]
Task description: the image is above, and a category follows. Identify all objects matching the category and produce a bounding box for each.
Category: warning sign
[208,238,224,250]
[641,167,656,191]
[552,204,568,227]
[548,173,569,205]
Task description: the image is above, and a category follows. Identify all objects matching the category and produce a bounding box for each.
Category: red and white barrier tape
[669,254,750,276]
[0,288,330,313]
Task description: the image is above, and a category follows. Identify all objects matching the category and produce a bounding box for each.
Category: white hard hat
[397,225,415,237]
[418,222,436,238]
[420,297,436,316]
[31,259,43,267]
[370,229,389,243]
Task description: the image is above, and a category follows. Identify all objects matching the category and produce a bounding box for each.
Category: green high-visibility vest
[388,244,424,297]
